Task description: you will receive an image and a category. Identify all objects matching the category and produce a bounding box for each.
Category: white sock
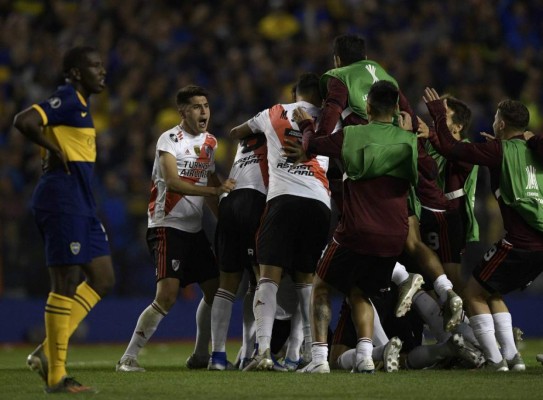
[371,301,388,346]
[337,349,355,370]
[295,282,313,357]
[286,305,303,361]
[433,274,453,303]
[356,337,373,363]
[453,316,480,347]
[470,314,502,363]
[193,298,212,356]
[241,288,256,359]
[372,343,386,361]
[311,342,328,363]
[391,262,409,286]
[254,278,278,353]
[123,302,167,359]
[406,341,452,369]
[493,312,517,360]
[211,289,236,353]
[412,291,450,343]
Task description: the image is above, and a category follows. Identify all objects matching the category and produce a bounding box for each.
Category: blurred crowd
[1,0,542,297]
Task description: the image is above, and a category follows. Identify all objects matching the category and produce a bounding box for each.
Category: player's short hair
[293,72,321,101]
[176,85,209,106]
[333,34,366,65]
[442,95,472,138]
[497,99,529,130]
[62,46,98,75]
[367,80,398,118]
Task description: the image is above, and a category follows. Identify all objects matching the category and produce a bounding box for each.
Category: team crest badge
[70,242,81,255]
[172,259,180,271]
[48,97,61,109]
[194,145,201,156]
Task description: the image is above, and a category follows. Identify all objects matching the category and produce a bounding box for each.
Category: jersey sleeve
[247,109,272,136]
[34,89,78,126]
[156,132,178,157]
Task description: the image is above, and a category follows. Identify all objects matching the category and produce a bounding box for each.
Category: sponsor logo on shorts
[172,259,180,271]
[70,242,81,255]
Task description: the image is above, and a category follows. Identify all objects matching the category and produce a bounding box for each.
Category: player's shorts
[215,188,266,273]
[257,194,330,274]
[33,210,110,266]
[147,227,218,287]
[420,207,464,264]
[473,239,543,295]
[317,240,396,297]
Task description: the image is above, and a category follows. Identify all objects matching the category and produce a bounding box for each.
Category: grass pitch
[1,340,543,399]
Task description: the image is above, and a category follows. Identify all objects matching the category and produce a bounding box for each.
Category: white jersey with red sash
[148,125,217,232]
[247,101,330,208]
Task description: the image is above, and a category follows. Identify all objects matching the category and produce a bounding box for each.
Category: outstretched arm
[423,87,501,167]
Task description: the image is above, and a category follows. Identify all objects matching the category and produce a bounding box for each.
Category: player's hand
[416,116,430,139]
[423,87,442,104]
[480,132,496,142]
[292,107,312,124]
[51,148,71,174]
[398,111,413,131]
[282,139,309,166]
[217,178,236,195]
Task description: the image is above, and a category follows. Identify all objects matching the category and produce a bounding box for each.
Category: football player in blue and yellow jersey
[13,46,114,393]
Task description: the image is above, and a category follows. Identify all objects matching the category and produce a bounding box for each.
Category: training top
[247,101,330,208]
[300,120,416,257]
[148,125,217,233]
[427,100,543,251]
[31,84,98,216]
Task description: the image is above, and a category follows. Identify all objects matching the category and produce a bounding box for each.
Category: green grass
[1,340,543,399]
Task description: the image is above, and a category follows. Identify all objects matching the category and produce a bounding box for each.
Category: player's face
[445,106,461,141]
[78,51,107,95]
[180,96,210,135]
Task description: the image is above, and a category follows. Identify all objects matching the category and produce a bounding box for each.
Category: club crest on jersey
[48,97,61,109]
[172,259,180,271]
[70,242,81,255]
[194,145,201,155]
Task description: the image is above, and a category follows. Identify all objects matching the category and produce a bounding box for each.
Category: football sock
[123,301,167,360]
[241,288,256,359]
[406,341,452,369]
[412,291,450,343]
[391,262,409,286]
[193,298,212,356]
[254,278,278,353]
[493,312,517,360]
[355,337,373,363]
[470,313,503,363]
[211,289,236,353]
[44,292,73,387]
[295,282,313,358]
[453,316,480,347]
[42,281,101,360]
[372,343,386,361]
[311,342,328,363]
[337,349,355,370]
[371,301,388,346]
[433,274,453,303]
[285,307,303,361]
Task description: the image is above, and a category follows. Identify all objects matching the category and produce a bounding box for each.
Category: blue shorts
[33,210,111,266]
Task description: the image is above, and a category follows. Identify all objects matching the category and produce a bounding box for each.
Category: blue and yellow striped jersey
[31,84,98,216]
